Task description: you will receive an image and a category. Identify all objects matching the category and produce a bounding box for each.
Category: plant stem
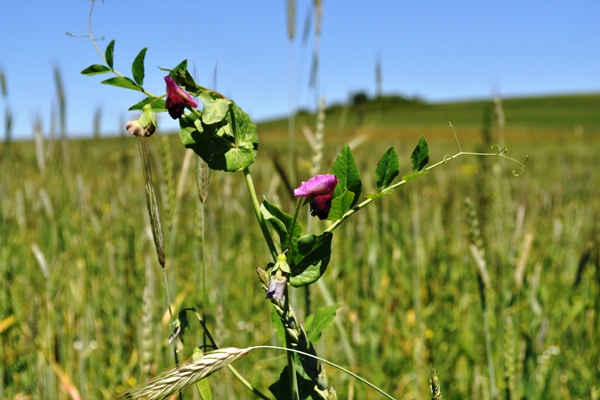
[325,148,528,233]
[243,167,278,260]
[284,287,301,400]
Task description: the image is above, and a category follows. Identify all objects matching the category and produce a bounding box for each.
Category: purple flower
[294,174,338,220]
[266,274,287,300]
[164,76,198,119]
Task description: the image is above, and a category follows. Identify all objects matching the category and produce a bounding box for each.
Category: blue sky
[1,1,598,139]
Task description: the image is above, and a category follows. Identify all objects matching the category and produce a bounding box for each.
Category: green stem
[284,287,300,400]
[286,198,303,251]
[326,148,528,233]
[86,1,158,98]
[243,167,278,260]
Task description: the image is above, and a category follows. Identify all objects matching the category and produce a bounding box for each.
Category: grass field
[1,93,599,399]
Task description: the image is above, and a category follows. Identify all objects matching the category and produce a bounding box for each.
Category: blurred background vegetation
[1,92,599,399]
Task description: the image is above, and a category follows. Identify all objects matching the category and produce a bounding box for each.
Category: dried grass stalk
[112,347,250,400]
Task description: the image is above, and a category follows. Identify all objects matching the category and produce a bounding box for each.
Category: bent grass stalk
[112,345,394,400]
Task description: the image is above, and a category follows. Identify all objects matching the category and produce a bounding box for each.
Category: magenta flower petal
[294,174,338,198]
[294,174,338,219]
[164,76,198,119]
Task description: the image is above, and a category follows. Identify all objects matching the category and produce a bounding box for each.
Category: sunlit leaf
[101,76,141,92]
[375,146,400,189]
[200,92,231,125]
[132,47,147,86]
[179,102,258,172]
[410,136,429,172]
[304,304,339,343]
[80,64,112,76]
[327,189,354,220]
[289,232,333,287]
[128,97,166,112]
[330,145,362,208]
[105,40,115,69]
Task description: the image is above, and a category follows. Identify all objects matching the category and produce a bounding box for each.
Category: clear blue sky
[1,1,598,139]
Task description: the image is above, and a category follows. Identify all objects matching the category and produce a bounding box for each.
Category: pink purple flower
[164,76,198,119]
[294,174,338,220]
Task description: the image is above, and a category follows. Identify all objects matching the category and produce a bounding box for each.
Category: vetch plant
[76,2,529,399]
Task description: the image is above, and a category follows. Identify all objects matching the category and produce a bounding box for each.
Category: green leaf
[304,304,339,343]
[330,145,362,208]
[402,170,429,182]
[326,189,354,220]
[260,199,303,249]
[269,365,316,400]
[195,379,212,400]
[200,92,231,124]
[178,102,258,172]
[101,76,142,92]
[376,146,400,189]
[80,64,112,76]
[410,136,429,172]
[366,187,393,200]
[132,47,147,86]
[163,59,206,96]
[105,40,115,69]
[128,97,166,112]
[289,232,333,287]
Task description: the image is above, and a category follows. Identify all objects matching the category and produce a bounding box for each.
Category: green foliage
[289,232,333,286]
[80,64,112,75]
[105,39,115,69]
[128,96,166,112]
[199,92,230,125]
[131,48,147,86]
[178,102,258,172]
[375,146,400,190]
[304,304,339,343]
[410,135,429,172]
[162,59,201,96]
[2,135,598,399]
[261,199,303,249]
[101,76,141,92]
[329,145,362,213]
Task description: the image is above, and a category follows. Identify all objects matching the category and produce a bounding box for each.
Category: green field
[1,93,599,399]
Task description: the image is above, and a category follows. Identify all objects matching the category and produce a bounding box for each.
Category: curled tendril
[445,125,529,177]
[65,32,105,40]
[511,155,529,176]
[490,144,508,155]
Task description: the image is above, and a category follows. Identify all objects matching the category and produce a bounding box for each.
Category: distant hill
[257,92,600,142]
